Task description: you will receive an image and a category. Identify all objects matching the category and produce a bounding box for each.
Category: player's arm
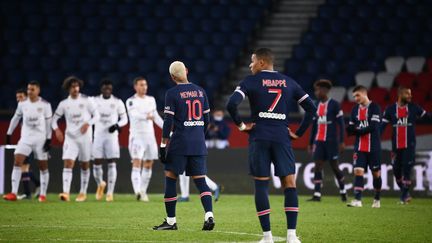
[380,106,391,135]
[203,91,211,132]
[346,108,357,136]
[335,105,345,145]
[226,85,254,132]
[415,104,431,121]
[153,108,164,129]
[110,100,128,133]
[6,103,23,144]
[159,91,176,163]
[309,115,317,146]
[52,102,64,142]
[354,104,381,135]
[292,81,317,138]
[43,103,53,151]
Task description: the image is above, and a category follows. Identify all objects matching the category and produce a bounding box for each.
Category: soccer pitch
[0,194,431,243]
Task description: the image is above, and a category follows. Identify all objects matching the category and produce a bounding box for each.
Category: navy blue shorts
[164,153,207,176]
[313,141,339,161]
[392,148,415,176]
[353,151,381,171]
[248,140,296,177]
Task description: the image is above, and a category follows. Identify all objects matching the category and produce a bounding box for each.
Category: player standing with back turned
[227,48,316,243]
[153,61,215,231]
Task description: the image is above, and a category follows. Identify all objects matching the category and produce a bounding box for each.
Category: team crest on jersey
[129,101,133,106]
[37,107,43,113]
[79,104,84,109]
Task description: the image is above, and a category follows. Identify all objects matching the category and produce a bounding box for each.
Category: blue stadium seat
[47,44,63,56]
[238,20,255,33]
[293,45,311,60]
[118,32,137,44]
[156,32,172,46]
[181,19,198,32]
[338,5,355,19]
[173,33,189,45]
[99,4,116,16]
[222,46,239,60]
[306,60,322,76]
[85,17,102,30]
[126,45,143,58]
[219,19,234,33]
[137,59,156,73]
[80,3,97,17]
[335,73,354,88]
[183,45,200,59]
[41,57,57,71]
[376,5,392,18]
[7,69,25,84]
[154,5,171,18]
[79,58,97,72]
[301,33,317,45]
[330,19,347,33]
[46,16,63,29]
[164,45,181,59]
[348,19,365,33]
[230,33,245,46]
[62,30,79,43]
[321,34,337,46]
[361,33,378,46]
[285,59,302,76]
[80,30,98,43]
[357,5,373,18]
[87,45,103,57]
[144,19,160,32]
[2,55,19,69]
[118,58,136,72]
[211,33,228,46]
[42,30,60,43]
[135,4,152,18]
[325,60,340,75]
[212,60,229,75]
[137,32,155,45]
[117,4,134,17]
[22,57,39,69]
[7,43,25,55]
[60,58,77,70]
[144,46,161,58]
[354,46,372,61]
[124,18,140,30]
[340,33,355,45]
[201,19,217,33]
[105,18,121,30]
[26,70,44,83]
[106,45,124,58]
[99,58,116,72]
[162,19,178,32]
[193,33,209,46]
[313,46,331,59]
[368,18,386,32]
[334,46,350,60]
[396,5,411,18]
[203,47,220,59]
[194,59,211,74]
[22,29,40,42]
[318,6,336,19]
[26,15,44,29]
[310,19,326,33]
[210,6,226,18]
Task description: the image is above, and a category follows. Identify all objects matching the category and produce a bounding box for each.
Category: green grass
[0,194,431,242]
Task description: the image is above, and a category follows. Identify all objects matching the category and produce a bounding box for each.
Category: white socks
[11,166,22,194]
[107,163,117,195]
[204,211,214,221]
[205,176,218,191]
[80,169,90,194]
[39,170,49,196]
[179,173,190,198]
[93,164,103,185]
[140,168,152,195]
[287,229,297,238]
[166,217,176,225]
[131,167,141,195]
[62,168,73,194]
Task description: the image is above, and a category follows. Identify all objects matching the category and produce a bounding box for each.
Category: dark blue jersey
[226,70,316,144]
[309,98,345,145]
[349,102,381,153]
[163,83,210,155]
[382,103,427,151]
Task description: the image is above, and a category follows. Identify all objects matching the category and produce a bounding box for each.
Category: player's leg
[250,141,272,242]
[190,156,214,231]
[270,163,281,189]
[348,152,365,207]
[129,136,144,199]
[370,152,382,208]
[92,137,106,200]
[34,143,49,202]
[20,163,32,199]
[60,136,79,201]
[400,148,415,203]
[309,160,324,201]
[140,140,158,201]
[153,153,182,230]
[329,159,347,201]
[273,142,300,243]
[3,152,27,201]
[76,137,92,202]
[105,136,120,201]
[140,160,153,201]
[178,172,190,201]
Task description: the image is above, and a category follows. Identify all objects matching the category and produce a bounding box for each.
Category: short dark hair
[314,79,332,90]
[133,76,146,85]
[253,48,274,64]
[352,85,368,93]
[62,76,84,91]
[28,80,40,87]
[16,88,26,95]
[100,79,113,87]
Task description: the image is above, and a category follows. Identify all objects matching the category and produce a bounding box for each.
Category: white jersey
[7,97,52,141]
[126,94,163,136]
[52,93,99,138]
[92,95,128,136]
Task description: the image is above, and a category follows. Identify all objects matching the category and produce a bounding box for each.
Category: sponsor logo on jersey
[258,112,286,120]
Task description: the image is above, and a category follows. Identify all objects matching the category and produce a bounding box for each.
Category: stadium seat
[369,87,388,108]
[355,71,375,88]
[376,72,396,89]
[385,56,405,74]
[411,88,428,104]
[329,86,346,103]
[416,72,432,90]
[341,100,356,114]
[395,72,416,88]
[427,58,432,72]
[405,56,426,74]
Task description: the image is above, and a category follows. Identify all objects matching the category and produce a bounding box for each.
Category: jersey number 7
[268,88,282,112]
[186,99,202,120]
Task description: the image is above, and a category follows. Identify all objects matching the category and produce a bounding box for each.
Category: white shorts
[14,138,48,160]
[63,134,92,162]
[128,135,158,161]
[92,134,120,159]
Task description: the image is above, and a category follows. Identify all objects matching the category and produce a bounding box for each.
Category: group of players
[2,48,430,243]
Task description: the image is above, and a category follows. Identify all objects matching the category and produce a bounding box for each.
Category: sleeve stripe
[349,121,354,125]
[336,110,344,117]
[297,94,309,104]
[420,110,426,117]
[164,110,175,115]
[382,118,389,123]
[234,89,245,99]
[371,118,381,122]
[203,109,210,114]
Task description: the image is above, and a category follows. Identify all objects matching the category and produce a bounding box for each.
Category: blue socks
[373,176,382,200]
[164,177,177,218]
[353,175,364,201]
[313,171,322,196]
[284,188,299,230]
[254,180,271,232]
[194,177,213,213]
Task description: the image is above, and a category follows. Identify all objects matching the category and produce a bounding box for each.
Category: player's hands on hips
[55,129,64,143]
[339,143,345,153]
[159,146,167,164]
[5,135,11,145]
[80,123,90,134]
[288,128,299,140]
[43,139,51,152]
[108,124,120,133]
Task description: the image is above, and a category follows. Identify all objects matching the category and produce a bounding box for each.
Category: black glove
[346,125,357,136]
[108,124,120,133]
[159,147,167,164]
[6,135,11,145]
[43,139,51,152]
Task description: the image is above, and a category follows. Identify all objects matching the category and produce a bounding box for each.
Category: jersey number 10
[186,99,202,120]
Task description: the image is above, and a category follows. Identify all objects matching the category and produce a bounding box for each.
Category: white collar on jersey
[68,93,82,100]
[261,70,277,73]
